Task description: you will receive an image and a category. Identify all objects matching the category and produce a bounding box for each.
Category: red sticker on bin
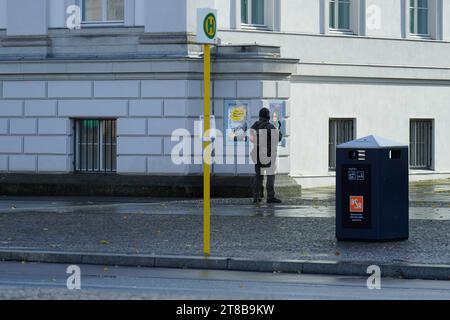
[350,196,364,213]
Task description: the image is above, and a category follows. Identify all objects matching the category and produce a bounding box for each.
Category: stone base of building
[0,174,302,198]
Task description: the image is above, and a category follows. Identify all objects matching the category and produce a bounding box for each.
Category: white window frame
[241,0,268,29]
[409,0,430,36]
[329,0,352,33]
[80,0,125,26]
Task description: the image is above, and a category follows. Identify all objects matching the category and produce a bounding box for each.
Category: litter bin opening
[389,149,401,159]
[349,150,366,161]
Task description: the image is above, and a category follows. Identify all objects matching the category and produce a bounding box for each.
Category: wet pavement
[0,179,448,266]
[0,209,449,265]
[300,178,450,204]
[1,194,450,220]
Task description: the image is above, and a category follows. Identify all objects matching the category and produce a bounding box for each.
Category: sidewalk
[0,191,449,280]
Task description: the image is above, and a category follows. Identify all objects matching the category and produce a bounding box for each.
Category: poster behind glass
[268,100,286,147]
[224,100,250,145]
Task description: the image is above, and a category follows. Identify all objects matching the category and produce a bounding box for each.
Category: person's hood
[252,118,270,129]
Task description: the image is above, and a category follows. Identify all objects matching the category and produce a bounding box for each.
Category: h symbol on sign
[206,17,215,33]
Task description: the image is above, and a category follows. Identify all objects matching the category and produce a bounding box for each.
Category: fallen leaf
[100,240,109,245]
[335,251,341,256]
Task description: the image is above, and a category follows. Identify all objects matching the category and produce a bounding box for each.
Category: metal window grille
[410,119,433,169]
[329,119,355,170]
[74,119,117,173]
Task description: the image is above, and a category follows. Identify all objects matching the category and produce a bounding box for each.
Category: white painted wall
[290,80,450,185]
[145,0,187,32]
[215,0,232,29]
[48,0,66,28]
[6,0,48,36]
[219,30,450,67]
[7,0,448,41]
[365,0,403,38]
[280,0,321,34]
[135,0,145,26]
[443,0,450,41]
[0,0,6,29]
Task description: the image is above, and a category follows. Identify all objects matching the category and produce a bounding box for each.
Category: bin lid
[337,135,407,149]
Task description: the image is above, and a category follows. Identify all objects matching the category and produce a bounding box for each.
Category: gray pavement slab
[0,180,448,280]
[0,204,448,266]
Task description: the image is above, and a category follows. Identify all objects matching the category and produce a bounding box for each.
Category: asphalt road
[0,261,448,300]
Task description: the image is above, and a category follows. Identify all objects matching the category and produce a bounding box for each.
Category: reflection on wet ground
[0,200,449,220]
[300,179,450,203]
[0,179,448,220]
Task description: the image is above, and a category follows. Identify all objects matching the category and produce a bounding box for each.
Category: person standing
[250,108,282,204]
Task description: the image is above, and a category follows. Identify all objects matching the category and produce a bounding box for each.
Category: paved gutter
[0,250,448,281]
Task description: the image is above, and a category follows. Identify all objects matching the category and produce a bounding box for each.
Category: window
[409,0,429,35]
[74,119,117,172]
[329,119,355,170]
[410,119,433,169]
[329,0,351,31]
[241,0,265,26]
[82,0,124,23]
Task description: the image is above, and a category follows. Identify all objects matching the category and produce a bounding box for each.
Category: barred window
[410,119,433,169]
[74,119,117,173]
[329,119,355,170]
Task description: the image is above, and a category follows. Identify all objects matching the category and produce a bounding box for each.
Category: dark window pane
[417,8,428,34]
[329,0,336,28]
[418,0,428,8]
[252,0,264,25]
[241,0,249,24]
[410,8,415,33]
[338,1,350,30]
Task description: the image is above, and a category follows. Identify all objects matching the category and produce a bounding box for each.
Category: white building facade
[0,0,449,188]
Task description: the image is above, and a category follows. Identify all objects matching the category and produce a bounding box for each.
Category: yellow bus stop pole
[203,44,211,256]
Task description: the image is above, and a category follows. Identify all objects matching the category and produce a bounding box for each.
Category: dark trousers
[253,165,275,200]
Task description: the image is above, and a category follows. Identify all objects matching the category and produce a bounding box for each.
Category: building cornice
[0,55,299,81]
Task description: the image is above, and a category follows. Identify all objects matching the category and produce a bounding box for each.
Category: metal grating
[410,119,433,169]
[74,119,117,173]
[329,119,355,170]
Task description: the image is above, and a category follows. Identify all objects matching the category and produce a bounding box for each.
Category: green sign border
[203,13,217,40]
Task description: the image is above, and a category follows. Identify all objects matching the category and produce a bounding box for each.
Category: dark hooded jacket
[251,117,282,168]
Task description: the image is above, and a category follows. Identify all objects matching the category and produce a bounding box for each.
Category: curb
[0,250,448,281]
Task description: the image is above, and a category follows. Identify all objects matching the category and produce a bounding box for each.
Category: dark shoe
[267,198,282,204]
[253,198,262,204]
